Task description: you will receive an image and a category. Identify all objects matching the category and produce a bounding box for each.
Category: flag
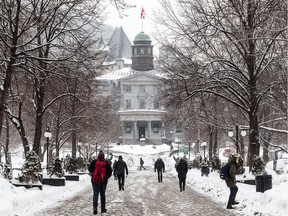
[140,7,145,19]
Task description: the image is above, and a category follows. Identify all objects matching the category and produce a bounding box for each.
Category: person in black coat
[88,151,112,215]
[154,157,165,183]
[113,155,128,191]
[176,158,188,192]
[140,157,146,170]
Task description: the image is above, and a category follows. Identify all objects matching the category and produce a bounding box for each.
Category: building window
[154,100,159,109]
[140,47,145,54]
[124,85,131,93]
[134,47,137,55]
[147,48,151,55]
[153,127,159,133]
[139,85,145,92]
[126,127,131,133]
[140,99,145,109]
[126,99,131,109]
[124,122,132,133]
[175,126,182,133]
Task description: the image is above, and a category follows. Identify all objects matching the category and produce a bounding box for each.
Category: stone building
[97,29,167,145]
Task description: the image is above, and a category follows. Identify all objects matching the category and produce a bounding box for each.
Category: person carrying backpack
[113,155,128,191]
[176,158,188,192]
[225,154,240,209]
[154,157,165,183]
[88,151,112,215]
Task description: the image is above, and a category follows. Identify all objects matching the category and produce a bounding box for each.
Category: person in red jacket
[88,151,112,214]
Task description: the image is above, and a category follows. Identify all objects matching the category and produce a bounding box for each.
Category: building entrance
[139,127,145,139]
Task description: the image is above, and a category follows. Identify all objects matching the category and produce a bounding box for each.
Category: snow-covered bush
[64,155,78,174]
[49,158,64,178]
[0,163,12,179]
[76,157,87,172]
[16,150,42,184]
[251,155,266,175]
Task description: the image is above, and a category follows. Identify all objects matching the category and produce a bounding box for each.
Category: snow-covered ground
[0,144,287,216]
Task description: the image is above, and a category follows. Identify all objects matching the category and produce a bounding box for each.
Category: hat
[98,151,105,160]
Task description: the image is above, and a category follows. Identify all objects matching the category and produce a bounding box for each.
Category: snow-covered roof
[96,67,164,81]
[102,58,132,66]
[96,67,135,80]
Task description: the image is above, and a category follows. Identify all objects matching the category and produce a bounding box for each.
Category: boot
[101,208,107,213]
[231,201,239,205]
[226,203,234,209]
[93,208,97,214]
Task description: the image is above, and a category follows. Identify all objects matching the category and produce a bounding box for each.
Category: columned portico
[118,110,166,145]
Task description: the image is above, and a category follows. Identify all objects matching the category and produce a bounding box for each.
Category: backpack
[93,160,107,184]
[219,163,230,180]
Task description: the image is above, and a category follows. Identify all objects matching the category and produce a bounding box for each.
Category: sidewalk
[30,170,239,216]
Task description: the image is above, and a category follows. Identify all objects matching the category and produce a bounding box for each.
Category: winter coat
[113,159,128,175]
[154,159,165,172]
[225,156,237,187]
[140,158,144,166]
[176,159,188,181]
[88,159,112,184]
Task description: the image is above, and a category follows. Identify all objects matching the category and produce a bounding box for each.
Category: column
[133,121,137,138]
[148,121,152,138]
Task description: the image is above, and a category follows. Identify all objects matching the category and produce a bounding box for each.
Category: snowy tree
[16,150,42,185]
[153,0,287,169]
[64,155,78,174]
[49,158,64,178]
[251,155,266,175]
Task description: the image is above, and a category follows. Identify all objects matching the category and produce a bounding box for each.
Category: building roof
[104,27,132,63]
[134,32,151,42]
[96,67,163,81]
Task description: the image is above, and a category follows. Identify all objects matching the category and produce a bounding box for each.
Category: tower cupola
[131,32,154,71]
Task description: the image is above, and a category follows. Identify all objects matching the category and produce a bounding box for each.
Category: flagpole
[141,6,145,32]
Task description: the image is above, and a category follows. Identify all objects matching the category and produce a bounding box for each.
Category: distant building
[102,26,132,72]
[97,29,167,145]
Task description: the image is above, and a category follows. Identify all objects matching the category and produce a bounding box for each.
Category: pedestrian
[226,154,240,209]
[113,155,128,191]
[88,151,112,214]
[140,157,146,170]
[176,158,188,192]
[112,160,118,180]
[154,157,165,183]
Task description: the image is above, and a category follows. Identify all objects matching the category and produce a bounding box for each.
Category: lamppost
[201,142,207,159]
[44,128,52,172]
[228,124,246,154]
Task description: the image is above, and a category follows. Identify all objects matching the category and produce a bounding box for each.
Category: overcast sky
[105,0,160,43]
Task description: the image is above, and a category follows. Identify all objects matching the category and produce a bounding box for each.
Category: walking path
[31,168,239,216]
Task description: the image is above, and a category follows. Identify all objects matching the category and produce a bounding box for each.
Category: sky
[1,143,287,216]
[105,0,160,45]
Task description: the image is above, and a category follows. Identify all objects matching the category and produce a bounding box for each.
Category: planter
[201,166,209,177]
[11,181,43,190]
[255,175,272,193]
[77,172,89,175]
[64,174,79,181]
[237,179,256,185]
[42,177,66,186]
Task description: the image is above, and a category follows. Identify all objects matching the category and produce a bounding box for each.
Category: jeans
[157,170,163,182]
[179,177,186,190]
[117,174,125,190]
[228,185,238,204]
[92,183,107,210]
